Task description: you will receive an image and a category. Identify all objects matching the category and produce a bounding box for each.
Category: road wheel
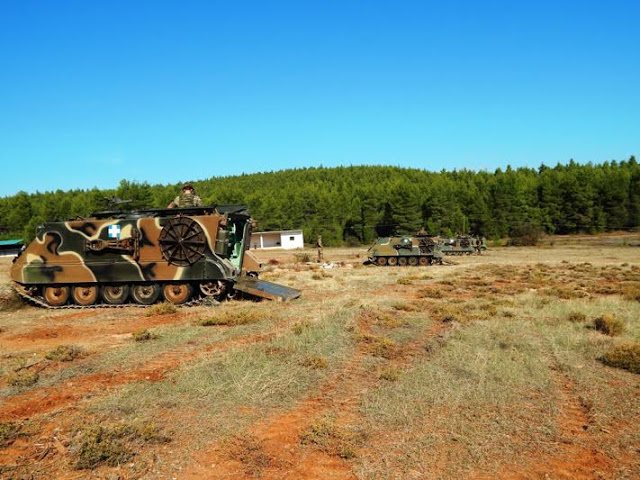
[376,257,387,266]
[387,257,398,266]
[419,256,429,266]
[408,257,418,266]
[72,285,99,306]
[131,284,161,305]
[163,283,192,305]
[44,286,70,306]
[101,285,130,305]
[398,257,408,266]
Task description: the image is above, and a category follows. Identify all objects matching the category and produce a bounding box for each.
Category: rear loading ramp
[233,277,302,302]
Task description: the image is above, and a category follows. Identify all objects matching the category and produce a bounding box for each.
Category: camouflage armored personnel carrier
[10,205,300,307]
[441,235,487,255]
[368,235,443,266]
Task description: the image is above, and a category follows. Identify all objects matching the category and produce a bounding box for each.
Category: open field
[1,238,639,479]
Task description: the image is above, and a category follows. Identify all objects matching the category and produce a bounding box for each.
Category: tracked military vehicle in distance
[441,235,487,255]
[11,205,300,307]
[368,235,444,266]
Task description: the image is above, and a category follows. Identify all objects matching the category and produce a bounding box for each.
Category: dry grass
[144,302,177,316]
[301,418,363,459]
[379,366,401,382]
[301,355,328,369]
[358,334,399,359]
[390,301,419,312]
[45,345,84,362]
[199,309,262,326]
[224,435,272,476]
[567,311,588,323]
[72,420,169,469]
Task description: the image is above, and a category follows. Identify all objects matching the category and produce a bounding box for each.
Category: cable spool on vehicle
[159,217,206,266]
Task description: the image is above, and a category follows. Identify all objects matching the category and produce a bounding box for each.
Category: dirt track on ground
[1,244,639,479]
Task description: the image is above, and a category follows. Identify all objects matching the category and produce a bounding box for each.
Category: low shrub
[622,284,640,302]
[301,419,363,459]
[132,329,158,342]
[600,343,640,374]
[593,314,625,336]
[6,370,39,387]
[418,288,444,299]
[379,366,400,382]
[45,345,84,362]
[72,421,169,470]
[145,302,177,316]
[358,334,398,359]
[294,253,312,263]
[507,223,543,246]
[0,422,23,447]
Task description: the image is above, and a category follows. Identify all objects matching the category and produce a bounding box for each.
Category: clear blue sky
[0,0,638,196]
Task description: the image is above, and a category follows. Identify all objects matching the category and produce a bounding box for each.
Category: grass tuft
[593,314,625,336]
[72,421,169,470]
[379,366,401,382]
[132,329,158,342]
[418,288,444,299]
[145,302,177,316]
[292,320,312,335]
[358,334,399,359]
[599,343,640,374]
[301,356,328,369]
[390,301,419,312]
[6,370,39,387]
[45,345,84,362]
[0,422,24,447]
[199,309,261,326]
[301,419,362,459]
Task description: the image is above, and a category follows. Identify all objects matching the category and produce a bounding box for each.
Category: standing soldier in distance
[316,234,324,263]
[167,183,203,208]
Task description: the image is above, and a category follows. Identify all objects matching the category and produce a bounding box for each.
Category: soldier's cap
[182,183,195,191]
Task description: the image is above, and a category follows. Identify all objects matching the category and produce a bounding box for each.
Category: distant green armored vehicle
[11,205,301,307]
[441,235,487,255]
[368,235,443,266]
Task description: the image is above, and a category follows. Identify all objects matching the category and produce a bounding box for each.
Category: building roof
[0,239,23,246]
[251,230,303,235]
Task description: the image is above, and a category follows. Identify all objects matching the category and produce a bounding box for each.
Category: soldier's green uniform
[168,184,203,208]
[170,191,203,208]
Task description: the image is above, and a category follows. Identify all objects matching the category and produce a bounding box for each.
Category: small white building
[250,230,304,250]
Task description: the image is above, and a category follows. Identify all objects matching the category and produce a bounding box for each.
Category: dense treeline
[1,157,638,245]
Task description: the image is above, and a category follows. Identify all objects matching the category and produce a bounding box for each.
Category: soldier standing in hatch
[167,183,203,208]
[316,234,324,263]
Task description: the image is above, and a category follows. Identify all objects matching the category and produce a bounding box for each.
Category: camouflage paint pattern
[11,212,236,286]
[368,235,443,265]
